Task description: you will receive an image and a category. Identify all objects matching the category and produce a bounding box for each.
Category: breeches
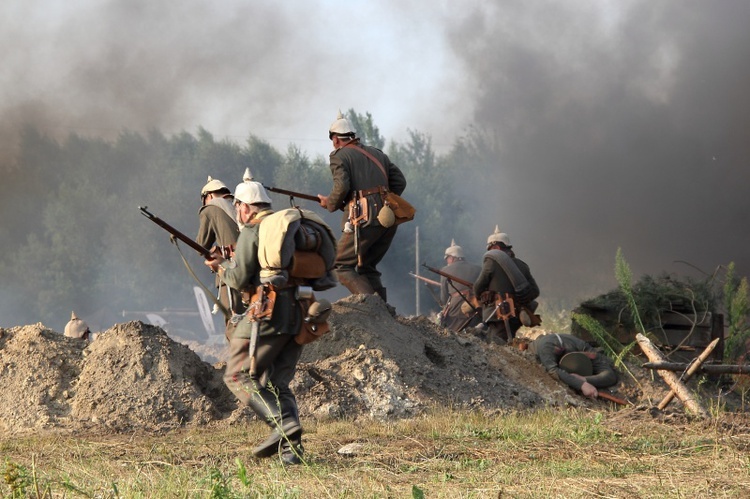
[223,334,303,406]
[335,224,397,279]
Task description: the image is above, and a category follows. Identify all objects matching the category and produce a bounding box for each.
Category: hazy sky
[2,0,749,314]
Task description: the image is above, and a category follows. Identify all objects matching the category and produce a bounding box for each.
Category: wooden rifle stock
[597,391,628,406]
[264,185,320,202]
[139,206,213,259]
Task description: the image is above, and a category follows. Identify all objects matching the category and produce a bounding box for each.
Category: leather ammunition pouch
[294,297,331,345]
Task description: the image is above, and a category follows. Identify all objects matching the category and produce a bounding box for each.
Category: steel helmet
[444,239,465,259]
[486,225,511,247]
[328,109,355,139]
[201,176,229,196]
[234,169,271,205]
[64,311,90,339]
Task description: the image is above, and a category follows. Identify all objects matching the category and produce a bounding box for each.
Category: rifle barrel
[139,206,213,259]
[422,262,474,288]
[264,186,320,202]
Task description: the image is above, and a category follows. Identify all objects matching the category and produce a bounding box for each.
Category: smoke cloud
[1,1,748,325]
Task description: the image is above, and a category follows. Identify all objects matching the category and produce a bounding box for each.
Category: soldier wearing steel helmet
[204,176,305,465]
[473,227,540,343]
[317,110,407,309]
[439,239,481,331]
[197,174,245,337]
[64,311,91,341]
[529,333,618,399]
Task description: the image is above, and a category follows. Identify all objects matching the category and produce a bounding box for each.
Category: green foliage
[615,248,646,334]
[345,109,385,149]
[722,262,750,362]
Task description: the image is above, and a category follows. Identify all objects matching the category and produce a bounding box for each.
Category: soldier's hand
[317,194,329,209]
[580,381,598,399]
[204,253,225,273]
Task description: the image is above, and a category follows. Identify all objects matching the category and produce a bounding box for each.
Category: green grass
[1,406,749,498]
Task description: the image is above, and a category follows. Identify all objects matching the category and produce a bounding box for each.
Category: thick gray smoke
[1,1,748,325]
[441,1,750,302]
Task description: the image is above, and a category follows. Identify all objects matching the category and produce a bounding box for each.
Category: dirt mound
[0,294,736,435]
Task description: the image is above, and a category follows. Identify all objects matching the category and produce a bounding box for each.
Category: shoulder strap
[343,142,389,184]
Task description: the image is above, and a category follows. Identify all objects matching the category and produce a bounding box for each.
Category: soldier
[204,177,306,465]
[197,173,246,339]
[317,110,407,309]
[439,239,481,331]
[529,333,619,399]
[473,227,540,343]
[64,311,91,341]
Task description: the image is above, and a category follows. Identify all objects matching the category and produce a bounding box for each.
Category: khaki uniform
[325,139,407,296]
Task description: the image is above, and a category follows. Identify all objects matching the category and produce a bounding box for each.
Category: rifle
[423,262,481,331]
[409,272,440,287]
[422,262,474,288]
[264,185,320,203]
[139,206,213,260]
[598,390,629,406]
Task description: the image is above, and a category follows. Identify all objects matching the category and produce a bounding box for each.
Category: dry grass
[2,406,750,498]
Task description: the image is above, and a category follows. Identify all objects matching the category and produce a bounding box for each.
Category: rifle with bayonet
[264,185,320,203]
[422,262,480,331]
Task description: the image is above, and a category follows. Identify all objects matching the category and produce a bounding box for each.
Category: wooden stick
[635,333,708,418]
[657,338,720,410]
[642,362,750,375]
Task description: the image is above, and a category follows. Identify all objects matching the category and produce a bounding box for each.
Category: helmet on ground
[234,171,271,205]
[328,109,355,139]
[444,239,465,259]
[64,311,90,339]
[559,352,594,376]
[201,176,229,196]
[486,225,511,248]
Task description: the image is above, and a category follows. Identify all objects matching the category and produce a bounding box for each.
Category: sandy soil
[0,294,741,435]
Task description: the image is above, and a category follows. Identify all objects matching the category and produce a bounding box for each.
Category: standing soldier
[317,110,407,309]
[197,173,246,339]
[439,239,481,331]
[473,227,540,343]
[204,177,306,465]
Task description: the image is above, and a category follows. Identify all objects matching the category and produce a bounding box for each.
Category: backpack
[257,208,338,291]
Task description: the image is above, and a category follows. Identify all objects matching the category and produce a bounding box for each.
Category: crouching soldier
[204,177,305,465]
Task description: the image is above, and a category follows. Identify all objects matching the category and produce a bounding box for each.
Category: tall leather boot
[335,268,375,295]
[248,389,302,458]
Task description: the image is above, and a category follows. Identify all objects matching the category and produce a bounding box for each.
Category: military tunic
[439,259,481,331]
[218,209,303,408]
[197,197,245,329]
[473,252,539,340]
[325,139,407,290]
[530,333,618,392]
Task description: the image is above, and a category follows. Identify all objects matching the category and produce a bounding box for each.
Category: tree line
[0,110,492,332]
